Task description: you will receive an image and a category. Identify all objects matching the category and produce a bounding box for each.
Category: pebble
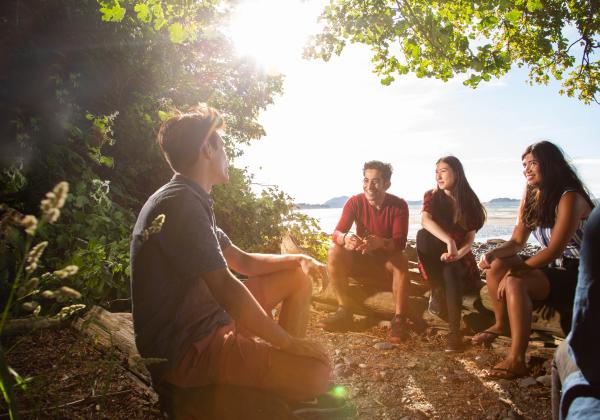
[519,377,538,388]
[359,363,368,369]
[343,356,357,367]
[406,361,417,369]
[536,375,552,387]
[374,342,394,350]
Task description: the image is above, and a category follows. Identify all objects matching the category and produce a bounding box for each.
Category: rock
[519,377,538,388]
[358,363,368,369]
[343,356,356,366]
[536,375,552,387]
[487,238,506,245]
[334,363,350,378]
[374,342,394,350]
[406,361,417,369]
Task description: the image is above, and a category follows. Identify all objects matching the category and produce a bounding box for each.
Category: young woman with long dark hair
[474,141,594,379]
[416,156,486,352]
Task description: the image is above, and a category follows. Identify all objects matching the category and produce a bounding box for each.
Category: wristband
[342,232,349,246]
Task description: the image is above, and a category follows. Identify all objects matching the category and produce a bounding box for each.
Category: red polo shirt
[332,193,409,250]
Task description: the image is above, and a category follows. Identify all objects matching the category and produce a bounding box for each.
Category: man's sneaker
[389,314,409,343]
[444,333,464,353]
[318,308,353,332]
[291,392,348,417]
[428,287,447,319]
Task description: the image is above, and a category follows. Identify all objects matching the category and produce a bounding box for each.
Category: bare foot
[471,325,507,347]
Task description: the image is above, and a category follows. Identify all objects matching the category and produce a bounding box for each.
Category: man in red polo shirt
[319,161,411,343]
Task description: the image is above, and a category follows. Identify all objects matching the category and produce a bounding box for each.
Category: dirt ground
[1,301,556,420]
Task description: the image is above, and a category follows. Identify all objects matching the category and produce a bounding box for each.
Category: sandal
[471,330,503,347]
[486,366,528,380]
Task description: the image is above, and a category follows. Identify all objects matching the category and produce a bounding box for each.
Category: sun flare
[225,0,321,73]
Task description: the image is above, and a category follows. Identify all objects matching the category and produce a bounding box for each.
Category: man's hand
[297,255,328,293]
[281,336,329,364]
[343,233,363,251]
[356,234,385,254]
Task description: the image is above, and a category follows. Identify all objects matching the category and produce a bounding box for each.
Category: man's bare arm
[202,267,329,362]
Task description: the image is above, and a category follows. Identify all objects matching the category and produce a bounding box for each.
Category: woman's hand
[497,277,507,300]
[478,251,495,269]
[441,239,458,262]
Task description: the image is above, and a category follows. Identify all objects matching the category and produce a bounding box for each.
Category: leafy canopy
[305,0,600,104]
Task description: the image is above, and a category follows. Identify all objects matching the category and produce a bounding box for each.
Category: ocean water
[296,202,524,243]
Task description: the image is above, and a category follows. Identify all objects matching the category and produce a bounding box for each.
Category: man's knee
[289,267,312,296]
[384,251,408,273]
[327,245,351,275]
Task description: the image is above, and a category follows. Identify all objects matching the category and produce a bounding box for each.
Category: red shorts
[163,277,331,402]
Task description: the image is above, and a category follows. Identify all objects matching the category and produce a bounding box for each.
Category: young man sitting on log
[319,161,411,343]
[130,105,344,416]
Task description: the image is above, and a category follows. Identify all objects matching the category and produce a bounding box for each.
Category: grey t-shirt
[130,174,232,383]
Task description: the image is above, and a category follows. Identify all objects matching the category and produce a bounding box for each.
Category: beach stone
[334,363,350,378]
[343,356,357,367]
[487,238,506,245]
[519,377,538,388]
[374,342,394,350]
[536,375,552,387]
[358,363,368,369]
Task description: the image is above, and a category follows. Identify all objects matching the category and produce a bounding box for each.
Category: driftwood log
[282,234,566,338]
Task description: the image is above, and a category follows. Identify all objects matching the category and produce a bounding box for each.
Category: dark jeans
[416,229,465,335]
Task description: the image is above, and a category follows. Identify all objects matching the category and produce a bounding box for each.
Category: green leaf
[99,155,114,168]
[134,3,152,23]
[505,9,522,23]
[168,22,186,44]
[99,1,126,22]
[526,0,543,12]
[158,110,169,121]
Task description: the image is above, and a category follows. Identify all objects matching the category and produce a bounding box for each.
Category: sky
[226,0,600,203]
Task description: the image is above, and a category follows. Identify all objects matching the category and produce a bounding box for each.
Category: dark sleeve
[157,198,227,281]
[392,199,409,250]
[568,205,600,383]
[215,227,232,250]
[332,197,356,243]
[422,190,433,214]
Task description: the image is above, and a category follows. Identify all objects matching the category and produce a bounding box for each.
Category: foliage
[305,0,600,104]
[0,183,86,419]
[213,168,329,261]
[1,0,328,316]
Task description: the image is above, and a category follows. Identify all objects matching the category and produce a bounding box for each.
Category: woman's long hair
[431,156,486,232]
[521,141,594,229]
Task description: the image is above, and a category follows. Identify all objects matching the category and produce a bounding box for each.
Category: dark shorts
[541,258,579,308]
[348,250,393,290]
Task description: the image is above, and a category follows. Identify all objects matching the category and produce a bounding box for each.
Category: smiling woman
[225,0,321,73]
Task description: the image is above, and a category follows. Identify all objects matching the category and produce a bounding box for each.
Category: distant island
[488,197,520,203]
[296,196,520,209]
[296,196,349,209]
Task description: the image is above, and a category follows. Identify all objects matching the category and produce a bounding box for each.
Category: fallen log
[1,316,65,337]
